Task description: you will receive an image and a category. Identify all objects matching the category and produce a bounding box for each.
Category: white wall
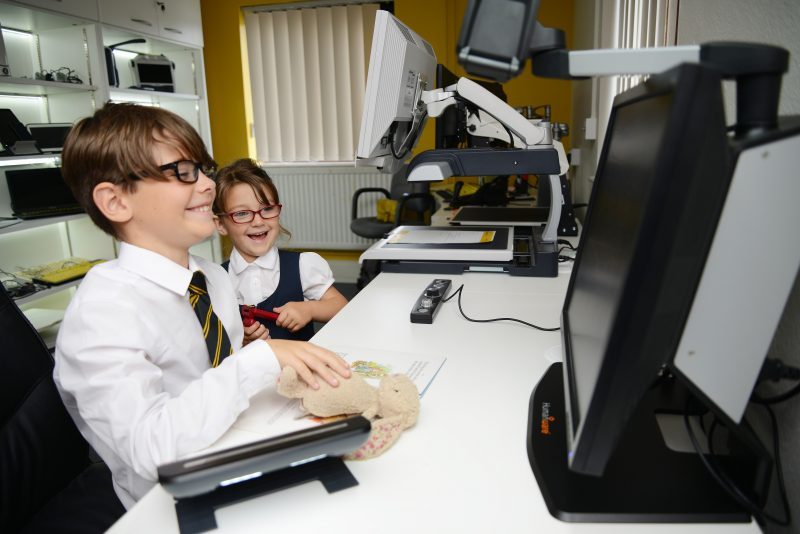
[677,0,800,119]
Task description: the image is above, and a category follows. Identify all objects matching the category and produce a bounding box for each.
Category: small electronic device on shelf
[26,123,73,153]
[131,53,175,92]
[31,259,105,286]
[3,167,83,220]
[0,109,40,156]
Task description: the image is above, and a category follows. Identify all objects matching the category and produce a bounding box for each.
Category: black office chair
[0,284,125,533]
[350,169,437,239]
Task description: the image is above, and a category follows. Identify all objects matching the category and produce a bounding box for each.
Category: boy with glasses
[214,158,347,342]
[53,104,350,509]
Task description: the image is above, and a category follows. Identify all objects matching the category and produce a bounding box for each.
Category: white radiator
[265,166,391,250]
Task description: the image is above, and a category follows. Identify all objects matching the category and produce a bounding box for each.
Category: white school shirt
[226,247,335,306]
[53,242,281,509]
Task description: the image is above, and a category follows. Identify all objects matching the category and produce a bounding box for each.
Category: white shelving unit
[0,0,218,341]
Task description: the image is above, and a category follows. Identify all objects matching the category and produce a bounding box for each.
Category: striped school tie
[188,271,232,367]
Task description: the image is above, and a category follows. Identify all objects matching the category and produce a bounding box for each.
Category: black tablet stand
[174,456,357,534]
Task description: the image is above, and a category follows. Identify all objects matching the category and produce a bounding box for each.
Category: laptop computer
[26,123,72,153]
[448,206,550,226]
[5,167,84,219]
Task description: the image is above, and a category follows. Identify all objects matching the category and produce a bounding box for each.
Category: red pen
[241,305,279,327]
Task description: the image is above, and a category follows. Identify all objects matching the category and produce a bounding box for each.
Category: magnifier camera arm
[421,77,548,148]
[533,46,701,79]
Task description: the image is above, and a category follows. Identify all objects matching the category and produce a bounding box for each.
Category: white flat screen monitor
[355,10,437,173]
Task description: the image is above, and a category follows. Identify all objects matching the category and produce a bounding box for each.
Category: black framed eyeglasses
[218,205,282,224]
[157,160,217,183]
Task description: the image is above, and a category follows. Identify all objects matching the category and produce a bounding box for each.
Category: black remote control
[410,279,452,324]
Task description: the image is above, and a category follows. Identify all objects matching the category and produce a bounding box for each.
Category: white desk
[109,270,760,534]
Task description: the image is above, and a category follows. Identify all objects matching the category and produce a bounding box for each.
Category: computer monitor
[355,10,437,173]
[561,64,733,475]
[529,62,785,522]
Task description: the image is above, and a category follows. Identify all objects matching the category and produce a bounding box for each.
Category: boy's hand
[243,320,269,345]
[267,339,350,389]
[273,302,313,332]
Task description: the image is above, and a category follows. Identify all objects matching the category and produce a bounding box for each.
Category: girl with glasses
[214,159,347,342]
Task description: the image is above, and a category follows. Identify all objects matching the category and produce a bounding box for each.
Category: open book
[233,346,446,438]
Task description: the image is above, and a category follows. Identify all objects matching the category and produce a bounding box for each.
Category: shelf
[14,278,81,305]
[0,77,97,96]
[0,153,61,167]
[110,87,200,101]
[0,213,86,236]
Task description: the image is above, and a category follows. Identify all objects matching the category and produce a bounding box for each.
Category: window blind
[614,0,678,93]
[244,3,379,164]
[594,0,678,164]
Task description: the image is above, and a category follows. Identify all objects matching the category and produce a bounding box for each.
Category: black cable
[752,382,800,405]
[683,398,791,526]
[762,403,792,526]
[758,358,800,382]
[557,239,577,251]
[441,284,559,331]
[751,358,800,404]
[388,122,409,160]
[573,203,588,209]
[683,401,767,525]
[557,240,577,263]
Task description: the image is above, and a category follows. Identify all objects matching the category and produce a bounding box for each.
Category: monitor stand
[527,363,770,523]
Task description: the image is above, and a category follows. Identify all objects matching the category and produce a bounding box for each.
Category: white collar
[229,247,278,274]
[117,242,195,296]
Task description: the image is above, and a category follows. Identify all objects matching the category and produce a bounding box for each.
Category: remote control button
[410,279,452,324]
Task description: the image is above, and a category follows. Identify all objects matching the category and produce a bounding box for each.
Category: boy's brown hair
[61,103,215,238]
[213,158,291,240]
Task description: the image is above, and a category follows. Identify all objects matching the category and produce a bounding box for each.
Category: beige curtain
[615,0,678,93]
[244,3,379,163]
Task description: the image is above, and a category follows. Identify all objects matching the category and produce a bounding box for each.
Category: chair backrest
[388,170,433,218]
[0,285,91,532]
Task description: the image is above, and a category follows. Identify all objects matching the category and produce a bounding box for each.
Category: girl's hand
[243,320,269,345]
[267,339,350,389]
[273,302,314,332]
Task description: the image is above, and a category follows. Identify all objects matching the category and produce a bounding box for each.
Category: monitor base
[527,362,766,523]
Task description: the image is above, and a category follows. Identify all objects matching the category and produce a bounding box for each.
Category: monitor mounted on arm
[455,0,799,526]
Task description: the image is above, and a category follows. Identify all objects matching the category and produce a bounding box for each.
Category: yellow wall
[199,0,574,166]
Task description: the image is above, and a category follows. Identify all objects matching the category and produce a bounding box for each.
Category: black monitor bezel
[560,63,732,476]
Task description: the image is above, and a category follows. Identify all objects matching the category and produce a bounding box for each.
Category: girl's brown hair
[213,158,291,240]
[61,103,215,238]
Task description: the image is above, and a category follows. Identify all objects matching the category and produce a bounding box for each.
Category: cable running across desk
[441,284,560,331]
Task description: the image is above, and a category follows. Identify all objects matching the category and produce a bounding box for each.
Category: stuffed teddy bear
[276,366,420,460]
